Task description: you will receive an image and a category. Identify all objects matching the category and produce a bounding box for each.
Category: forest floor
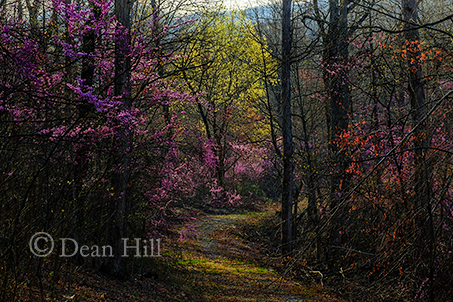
[27,205,346,301]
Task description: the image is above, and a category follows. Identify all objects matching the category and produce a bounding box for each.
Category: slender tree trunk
[329,0,350,211]
[403,0,427,135]
[281,0,293,257]
[71,2,100,267]
[322,0,351,264]
[215,134,225,188]
[402,0,434,300]
[103,0,132,278]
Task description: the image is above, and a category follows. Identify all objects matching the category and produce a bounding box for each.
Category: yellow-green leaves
[174,10,276,141]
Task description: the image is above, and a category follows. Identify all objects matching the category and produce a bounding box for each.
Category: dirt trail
[174,212,341,302]
[197,214,250,258]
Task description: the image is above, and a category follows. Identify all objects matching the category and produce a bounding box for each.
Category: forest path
[170,211,342,302]
[44,210,345,301]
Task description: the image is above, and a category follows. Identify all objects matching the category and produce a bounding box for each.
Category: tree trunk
[322,0,351,264]
[402,0,433,300]
[71,2,100,267]
[102,0,132,278]
[281,0,293,257]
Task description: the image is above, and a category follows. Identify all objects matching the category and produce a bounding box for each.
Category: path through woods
[169,211,344,301]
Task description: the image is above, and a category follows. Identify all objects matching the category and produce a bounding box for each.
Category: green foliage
[174,10,276,142]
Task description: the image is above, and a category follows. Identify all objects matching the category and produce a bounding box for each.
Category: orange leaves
[246,107,261,120]
[392,39,445,65]
[348,205,357,213]
[420,52,427,62]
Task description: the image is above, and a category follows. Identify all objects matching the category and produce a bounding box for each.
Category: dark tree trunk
[71,3,100,266]
[402,0,434,300]
[321,0,351,263]
[215,134,225,188]
[327,0,350,207]
[102,0,132,278]
[281,0,293,257]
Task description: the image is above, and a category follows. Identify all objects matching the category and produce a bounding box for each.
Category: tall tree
[402,0,433,299]
[281,0,293,256]
[311,0,352,260]
[102,0,132,278]
[326,0,351,251]
[402,0,429,173]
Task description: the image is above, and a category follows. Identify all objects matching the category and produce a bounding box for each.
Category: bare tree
[402,0,434,299]
[281,0,293,257]
[102,0,132,278]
